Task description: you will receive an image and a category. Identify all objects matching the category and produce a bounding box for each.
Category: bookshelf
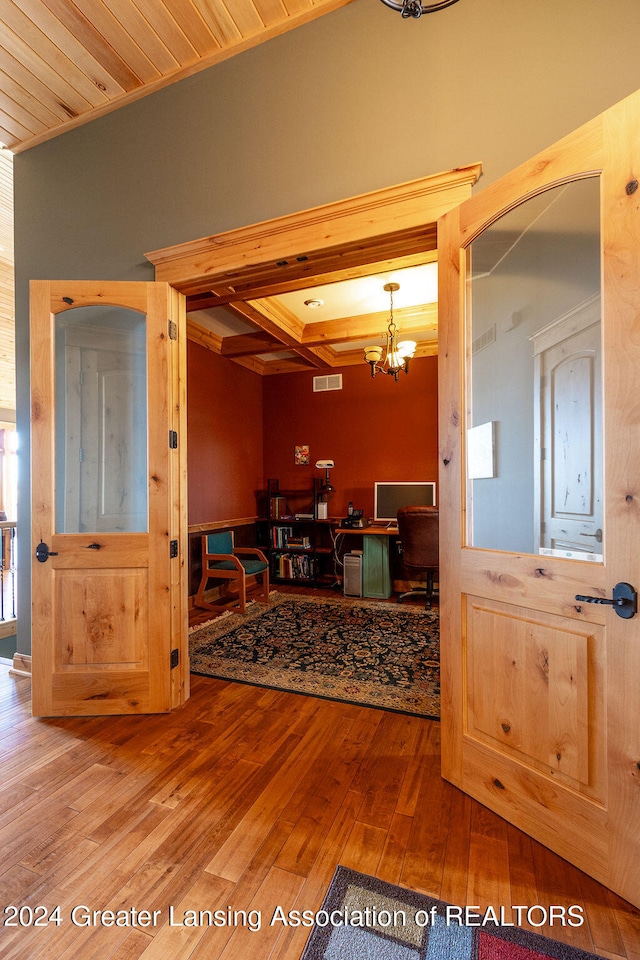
[259,479,336,586]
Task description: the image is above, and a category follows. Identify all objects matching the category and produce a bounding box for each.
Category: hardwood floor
[0,591,638,959]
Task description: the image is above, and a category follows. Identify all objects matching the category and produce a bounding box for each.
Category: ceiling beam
[186,319,223,353]
[226,300,328,368]
[300,303,438,348]
[183,245,437,308]
[220,331,287,357]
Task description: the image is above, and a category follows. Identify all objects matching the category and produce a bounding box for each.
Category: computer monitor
[373,481,436,523]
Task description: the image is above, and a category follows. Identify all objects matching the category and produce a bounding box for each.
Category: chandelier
[364,283,417,382]
[379,0,459,19]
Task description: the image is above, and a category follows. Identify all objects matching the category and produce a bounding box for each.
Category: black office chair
[396,505,439,608]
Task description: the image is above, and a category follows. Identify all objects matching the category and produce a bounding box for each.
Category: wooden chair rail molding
[188,516,258,534]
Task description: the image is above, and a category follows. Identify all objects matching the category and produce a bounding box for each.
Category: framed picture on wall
[295,444,310,465]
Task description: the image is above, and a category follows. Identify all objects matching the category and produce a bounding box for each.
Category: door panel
[31,281,188,717]
[533,295,602,558]
[465,596,603,798]
[438,89,640,906]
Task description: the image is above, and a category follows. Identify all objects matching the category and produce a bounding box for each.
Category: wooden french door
[438,88,640,907]
[30,281,188,716]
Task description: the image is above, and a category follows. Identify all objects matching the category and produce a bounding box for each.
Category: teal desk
[334,525,398,599]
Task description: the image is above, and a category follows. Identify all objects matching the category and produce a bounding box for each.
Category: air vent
[472,324,496,355]
[313,374,343,393]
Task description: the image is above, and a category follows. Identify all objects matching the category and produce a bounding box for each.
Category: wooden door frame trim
[144,165,482,295]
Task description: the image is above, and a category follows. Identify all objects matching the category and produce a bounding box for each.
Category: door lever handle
[579,528,602,543]
[35,541,58,563]
[575,581,637,619]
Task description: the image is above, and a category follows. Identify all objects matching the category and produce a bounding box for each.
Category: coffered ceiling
[0,0,353,154]
[185,259,440,375]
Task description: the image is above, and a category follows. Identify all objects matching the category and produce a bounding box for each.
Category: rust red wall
[262,358,438,519]
[188,349,438,524]
[187,342,264,525]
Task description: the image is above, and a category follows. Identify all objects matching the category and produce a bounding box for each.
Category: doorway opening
[145,165,481,619]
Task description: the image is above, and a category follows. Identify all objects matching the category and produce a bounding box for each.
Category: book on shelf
[271,525,294,548]
[287,535,311,549]
[269,496,288,519]
[274,551,316,580]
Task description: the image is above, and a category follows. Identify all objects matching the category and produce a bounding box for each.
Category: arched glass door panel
[466,177,602,560]
[54,305,148,534]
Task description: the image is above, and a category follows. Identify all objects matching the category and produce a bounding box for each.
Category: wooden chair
[195,531,269,614]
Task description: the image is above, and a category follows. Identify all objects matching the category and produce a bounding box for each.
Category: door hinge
[168,320,177,341]
[170,648,180,669]
[169,430,178,449]
[170,539,179,558]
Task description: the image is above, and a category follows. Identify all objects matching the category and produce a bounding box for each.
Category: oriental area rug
[300,866,606,960]
[189,593,439,718]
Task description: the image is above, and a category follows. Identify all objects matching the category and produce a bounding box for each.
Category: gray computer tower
[343,552,363,597]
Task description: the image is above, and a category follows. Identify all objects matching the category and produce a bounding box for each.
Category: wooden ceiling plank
[100,0,182,74]
[124,0,202,64]
[221,0,268,35]
[0,24,94,120]
[190,0,242,45]
[13,0,128,98]
[0,47,97,134]
[5,0,111,107]
[0,125,15,150]
[41,0,143,92]
[69,0,162,84]
[0,64,64,128]
[10,0,352,151]
[280,0,313,15]
[0,105,41,142]
[161,0,223,57]
[249,0,287,28]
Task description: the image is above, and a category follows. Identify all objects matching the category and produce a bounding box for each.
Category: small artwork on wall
[294,444,310,465]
